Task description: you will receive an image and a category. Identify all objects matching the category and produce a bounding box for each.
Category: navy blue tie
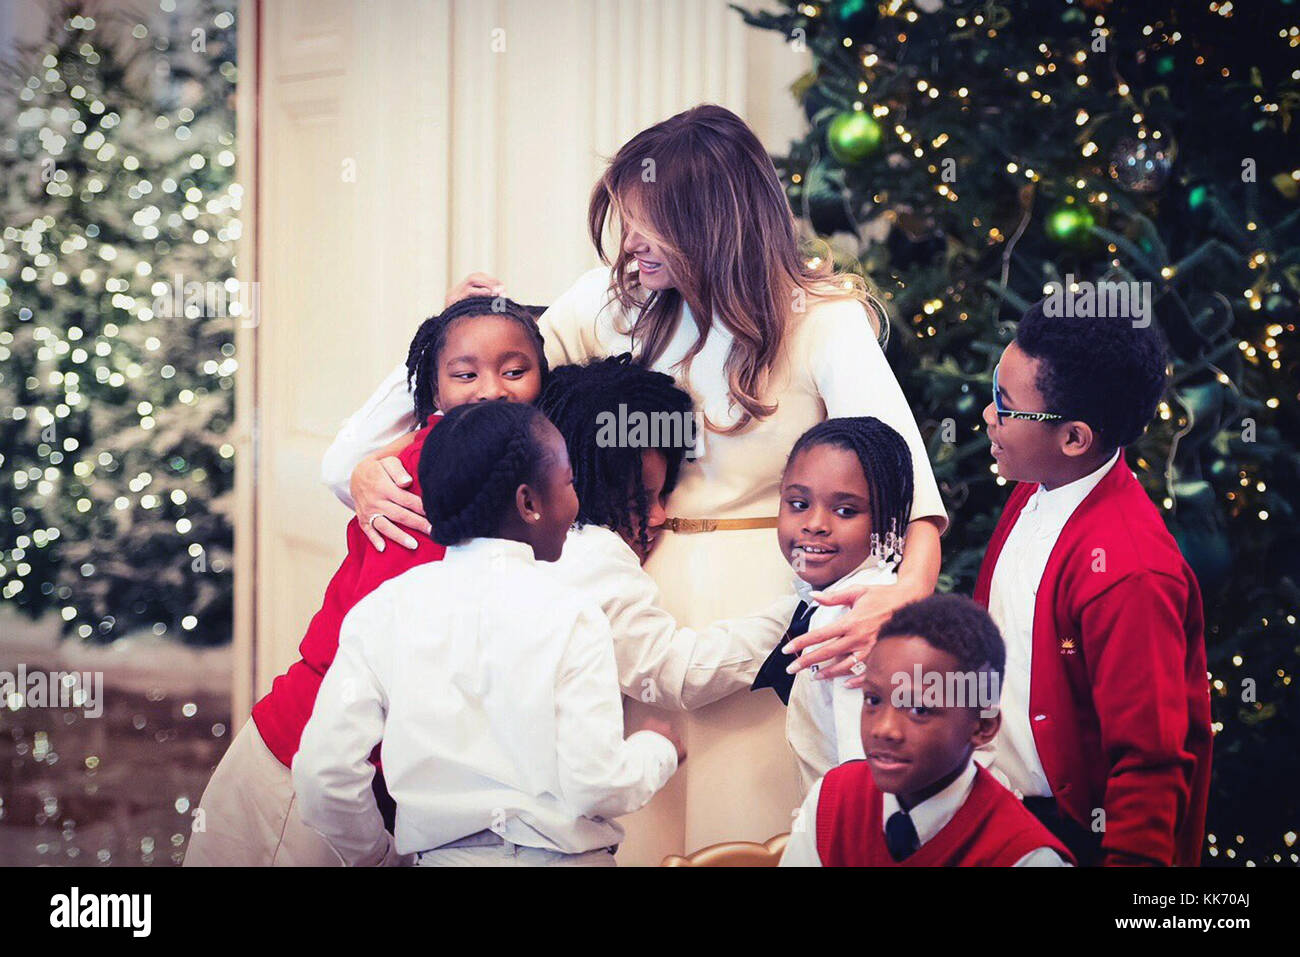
[885,810,921,861]
[750,601,815,706]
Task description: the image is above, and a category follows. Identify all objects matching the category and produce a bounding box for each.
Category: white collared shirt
[292,537,678,865]
[786,555,898,794]
[779,760,1072,866]
[982,451,1121,797]
[554,524,794,710]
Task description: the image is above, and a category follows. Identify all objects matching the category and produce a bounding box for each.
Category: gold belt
[661,516,779,534]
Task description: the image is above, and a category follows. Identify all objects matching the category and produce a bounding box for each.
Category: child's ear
[1060,420,1098,459]
[971,709,1000,749]
[515,483,541,524]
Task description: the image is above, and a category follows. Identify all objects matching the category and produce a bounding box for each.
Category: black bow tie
[885,809,921,862]
[751,600,816,706]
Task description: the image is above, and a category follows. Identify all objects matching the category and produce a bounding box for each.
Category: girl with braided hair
[750,416,916,793]
[542,356,796,715]
[294,400,684,867]
[186,296,548,866]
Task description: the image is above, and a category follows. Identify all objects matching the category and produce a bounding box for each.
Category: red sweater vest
[815,761,1073,866]
[251,422,441,767]
[973,454,1212,866]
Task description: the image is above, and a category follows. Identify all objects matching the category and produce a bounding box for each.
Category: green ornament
[827,110,883,165]
[1187,184,1209,211]
[1045,203,1096,245]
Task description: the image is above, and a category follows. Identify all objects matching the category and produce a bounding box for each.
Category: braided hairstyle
[418,400,551,546]
[538,354,695,554]
[405,295,550,426]
[786,416,914,564]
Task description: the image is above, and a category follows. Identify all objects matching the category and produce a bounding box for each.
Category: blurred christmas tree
[736,0,1299,863]
[0,0,238,646]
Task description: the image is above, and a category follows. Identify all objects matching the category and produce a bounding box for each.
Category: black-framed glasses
[991,363,1065,423]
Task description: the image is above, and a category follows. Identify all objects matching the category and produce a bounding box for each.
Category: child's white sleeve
[291,602,393,866]
[779,779,825,867]
[320,360,418,510]
[567,536,797,710]
[554,604,679,820]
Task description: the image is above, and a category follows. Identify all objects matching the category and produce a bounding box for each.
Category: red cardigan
[815,760,1073,866]
[974,455,1213,866]
[251,422,440,768]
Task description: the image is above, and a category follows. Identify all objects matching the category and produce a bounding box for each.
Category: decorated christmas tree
[735,0,1299,863]
[0,0,238,646]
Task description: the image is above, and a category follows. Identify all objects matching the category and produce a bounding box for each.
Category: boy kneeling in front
[781,594,1074,867]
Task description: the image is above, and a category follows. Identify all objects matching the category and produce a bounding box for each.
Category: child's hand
[635,716,686,766]
[444,272,506,307]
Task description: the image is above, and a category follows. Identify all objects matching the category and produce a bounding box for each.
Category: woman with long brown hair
[325,104,947,864]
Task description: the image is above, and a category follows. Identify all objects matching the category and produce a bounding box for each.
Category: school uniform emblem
[1059,636,1077,655]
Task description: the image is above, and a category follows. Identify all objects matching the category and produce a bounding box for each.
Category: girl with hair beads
[294,401,684,867]
[752,417,914,793]
[185,296,547,867]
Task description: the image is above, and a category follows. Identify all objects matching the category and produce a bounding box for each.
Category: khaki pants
[183,718,342,867]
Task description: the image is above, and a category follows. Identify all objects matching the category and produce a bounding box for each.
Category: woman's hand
[444,272,505,307]
[351,454,431,551]
[782,580,930,686]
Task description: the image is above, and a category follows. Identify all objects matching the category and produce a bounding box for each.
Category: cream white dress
[321,265,947,864]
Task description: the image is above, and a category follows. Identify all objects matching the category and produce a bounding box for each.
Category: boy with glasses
[976,298,1212,866]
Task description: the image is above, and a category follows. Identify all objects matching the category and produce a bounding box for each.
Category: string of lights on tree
[1,0,238,647]
[735,0,1299,864]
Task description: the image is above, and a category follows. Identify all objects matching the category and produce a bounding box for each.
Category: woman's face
[435,314,544,410]
[619,204,676,292]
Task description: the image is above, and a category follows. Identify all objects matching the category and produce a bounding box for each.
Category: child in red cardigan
[976,298,1212,866]
[184,296,549,865]
[780,594,1073,866]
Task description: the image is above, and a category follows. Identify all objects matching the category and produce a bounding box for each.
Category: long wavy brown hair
[588,103,883,433]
